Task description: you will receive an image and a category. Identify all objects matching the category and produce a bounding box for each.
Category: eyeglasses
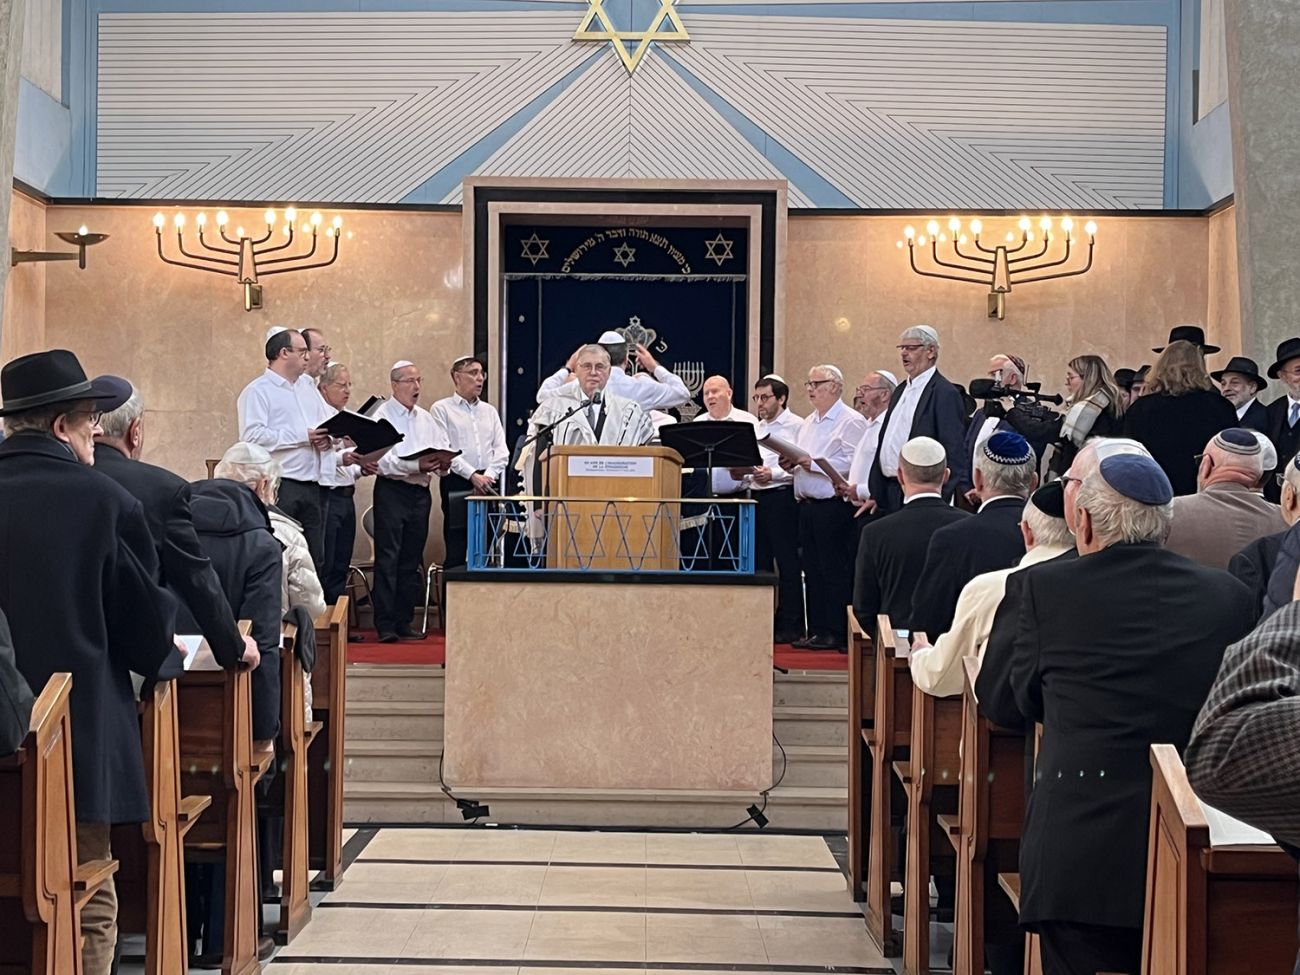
[751,393,777,403]
[896,343,925,352]
[66,409,102,425]
[856,385,890,394]
[1058,474,1081,489]
[314,345,332,356]
[393,377,423,385]
[804,379,835,389]
[286,347,309,358]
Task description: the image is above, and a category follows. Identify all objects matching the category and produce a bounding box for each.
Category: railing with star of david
[465,496,756,574]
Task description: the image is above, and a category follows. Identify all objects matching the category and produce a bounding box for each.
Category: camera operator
[956,354,1058,505]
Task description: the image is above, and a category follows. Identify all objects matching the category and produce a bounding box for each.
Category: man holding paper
[372,360,454,643]
[778,364,867,650]
[318,362,378,604]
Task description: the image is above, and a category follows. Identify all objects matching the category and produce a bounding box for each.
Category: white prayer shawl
[526,384,655,451]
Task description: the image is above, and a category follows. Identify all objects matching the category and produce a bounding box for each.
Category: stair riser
[772,683,848,708]
[775,757,848,789]
[347,676,445,703]
[772,717,846,747]
[348,714,445,740]
[345,753,443,781]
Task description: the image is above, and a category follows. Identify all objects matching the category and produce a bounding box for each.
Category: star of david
[573,0,690,75]
[704,233,734,267]
[520,233,550,266]
[612,242,637,267]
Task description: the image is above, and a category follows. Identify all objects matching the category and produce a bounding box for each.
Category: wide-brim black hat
[0,349,121,417]
[1153,325,1220,355]
[1210,356,1267,391]
[1268,338,1300,379]
[1114,368,1137,390]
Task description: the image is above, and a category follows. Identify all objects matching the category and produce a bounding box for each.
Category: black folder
[320,410,404,456]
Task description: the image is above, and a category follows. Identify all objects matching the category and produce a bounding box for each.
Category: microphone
[590,390,603,407]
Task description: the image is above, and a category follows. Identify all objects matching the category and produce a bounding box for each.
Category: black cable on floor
[725,731,787,831]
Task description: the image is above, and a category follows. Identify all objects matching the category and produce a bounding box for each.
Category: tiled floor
[263,827,893,974]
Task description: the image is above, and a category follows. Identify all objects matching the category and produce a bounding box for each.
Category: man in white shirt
[908,482,1073,697]
[839,370,897,513]
[537,330,690,412]
[737,375,805,643]
[695,375,759,494]
[237,327,333,568]
[780,364,868,650]
[430,355,510,571]
[372,360,452,643]
[302,328,331,383]
[317,362,376,604]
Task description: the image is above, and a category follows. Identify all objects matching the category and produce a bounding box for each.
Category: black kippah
[1030,481,1065,518]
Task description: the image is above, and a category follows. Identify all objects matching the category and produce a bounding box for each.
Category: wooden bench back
[309,598,350,888]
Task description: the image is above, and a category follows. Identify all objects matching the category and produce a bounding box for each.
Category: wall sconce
[899,215,1097,320]
[11,227,110,269]
[152,207,345,311]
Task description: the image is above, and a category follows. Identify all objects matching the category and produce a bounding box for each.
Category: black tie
[592,404,606,440]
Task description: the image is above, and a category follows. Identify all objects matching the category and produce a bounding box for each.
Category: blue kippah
[983,431,1032,465]
[1216,427,1260,453]
[1099,454,1173,506]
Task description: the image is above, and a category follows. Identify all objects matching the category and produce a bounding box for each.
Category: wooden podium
[540,444,683,570]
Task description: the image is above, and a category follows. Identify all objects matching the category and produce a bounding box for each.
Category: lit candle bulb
[332,216,343,229]
[285,207,297,223]
[265,209,276,226]
[948,217,961,233]
[77,225,88,236]
[1061,217,1074,234]
[903,225,916,240]
[236,226,245,238]
[197,213,207,228]
[173,213,185,229]
[970,219,982,236]
[926,220,940,236]
[1040,215,1052,233]
[1084,220,1098,237]
[152,213,165,229]
[1018,217,1031,232]
[216,211,228,226]
[310,212,322,227]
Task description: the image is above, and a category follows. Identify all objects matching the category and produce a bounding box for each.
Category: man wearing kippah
[998,443,1255,974]
[909,431,1034,638]
[536,330,690,412]
[1165,428,1285,569]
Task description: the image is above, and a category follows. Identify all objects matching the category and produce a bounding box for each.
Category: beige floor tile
[287,906,420,956]
[264,965,393,975]
[386,968,519,975]
[744,869,861,913]
[539,865,647,908]
[402,908,535,959]
[360,828,466,861]
[645,912,768,965]
[644,867,755,910]
[644,833,741,866]
[321,861,447,905]
[342,827,358,845]
[757,914,888,967]
[455,829,557,863]
[523,910,646,962]
[549,830,648,864]
[433,863,548,905]
[734,833,838,868]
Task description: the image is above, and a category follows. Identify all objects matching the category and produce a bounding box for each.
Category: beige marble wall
[443,580,773,792]
[1207,205,1245,362]
[3,190,46,361]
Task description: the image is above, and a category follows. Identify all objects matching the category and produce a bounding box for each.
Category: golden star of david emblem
[573,0,689,74]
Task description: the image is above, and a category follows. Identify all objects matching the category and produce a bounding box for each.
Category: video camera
[968,378,1064,406]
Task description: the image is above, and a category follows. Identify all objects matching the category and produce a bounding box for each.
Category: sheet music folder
[659,420,763,469]
[319,410,404,456]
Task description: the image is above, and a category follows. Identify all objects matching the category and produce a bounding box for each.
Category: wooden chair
[309,599,350,890]
[346,509,376,629]
[269,622,315,943]
[846,606,876,903]
[0,674,118,975]
[112,680,212,975]
[901,644,963,975]
[1141,744,1299,974]
[178,623,265,975]
[865,616,911,956]
[952,657,1026,975]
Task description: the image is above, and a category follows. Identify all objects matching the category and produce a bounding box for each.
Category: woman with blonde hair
[1122,339,1236,495]
[1051,354,1125,477]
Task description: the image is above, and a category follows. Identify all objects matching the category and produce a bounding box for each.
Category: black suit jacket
[853,496,968,632]
[1228,529,1287,616]
[1007,543,1255,929]
[1265,397,1300,503]
[0,608,33,755]
[1239,398,1269,433]
[0,434,178,823]
[93,444,243,669]
[868,369,970,507]
[909,496,1026,637]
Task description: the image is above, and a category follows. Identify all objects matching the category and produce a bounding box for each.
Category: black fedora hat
[1268,338,1300,379]
[1153,324,1220,355]
[0,350,121,417]
[1114,367,1137,391]
[1211,356,1268,391]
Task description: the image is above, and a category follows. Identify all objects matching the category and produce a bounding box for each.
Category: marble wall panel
[2,190,45,361]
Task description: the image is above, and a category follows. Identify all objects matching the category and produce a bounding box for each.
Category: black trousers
[798,496,855,642]
[321,486,357,605]
[372,477,432,634]
[875,476,904,515]
[439,472,473,571]
[277,478,325,570]
[1036,921,1142,975]
[754,487,804,631]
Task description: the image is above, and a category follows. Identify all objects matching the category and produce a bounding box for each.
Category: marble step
[774,744,848,789]
[771,671,847,709]
[772,706,846,747]
[347,664,444,703]
[343,781,844,831]
[347,700,444,740]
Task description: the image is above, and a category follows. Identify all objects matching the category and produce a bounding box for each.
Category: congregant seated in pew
[0,608,31,754]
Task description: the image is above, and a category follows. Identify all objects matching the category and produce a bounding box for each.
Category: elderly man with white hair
[996,446,1255,975]
[868,325,970,514]
[1165,428,1286,569]
[779,364,866,650]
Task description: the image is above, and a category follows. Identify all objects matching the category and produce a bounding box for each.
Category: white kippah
[1250,430,1278,471]
[915,325,939,345]
[762,373,786,384]
[391,359,414,372]
[877,369,898,386]
[265,325,288,341]
[1092,437,1150,462]
[597,330,625,344]
[900,436,945,467]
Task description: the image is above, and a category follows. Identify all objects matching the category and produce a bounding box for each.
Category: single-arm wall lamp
[12,228,110,269]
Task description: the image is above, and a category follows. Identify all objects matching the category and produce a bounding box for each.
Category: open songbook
[319,409,403,459]
[758,432,850,490]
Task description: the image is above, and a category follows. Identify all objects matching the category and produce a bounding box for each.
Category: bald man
[695,375,759,495]
[1165,428,1286,569]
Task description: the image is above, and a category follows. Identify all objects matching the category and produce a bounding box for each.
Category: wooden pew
[0,673,118,975]
[269,622,314,943]
[901,645,963,975]
[112,679,213,975]
[995,874,1042,975]
[865,616,911,956]
[178,623,266,975]
[846,606,876,903]
[1141,744,1299,974]
[309,599,349,890]
[952,657,1026,975]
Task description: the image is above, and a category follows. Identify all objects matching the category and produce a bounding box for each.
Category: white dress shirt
[693,406,760,495]
[537,363,690,411]
[375,398,447,487]
[793,399,869,500]
[754,408,803,490]
[878,365,937,478]
[431,393,509,484]
[847,411,886,500]
[237,369,332,482]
